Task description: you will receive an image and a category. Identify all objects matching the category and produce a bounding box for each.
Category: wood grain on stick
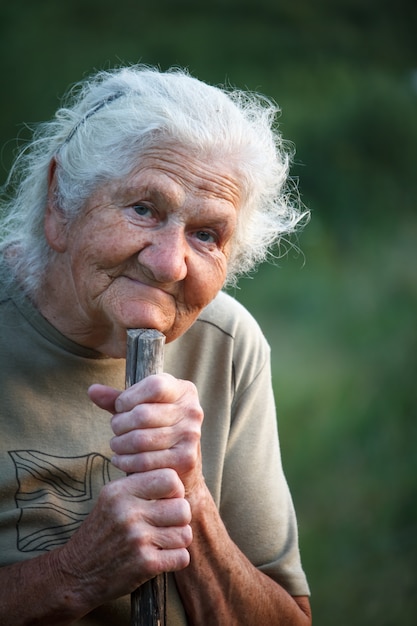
[126,329,167,626]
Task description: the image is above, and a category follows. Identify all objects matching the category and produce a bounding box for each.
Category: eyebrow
[121,180,186,209]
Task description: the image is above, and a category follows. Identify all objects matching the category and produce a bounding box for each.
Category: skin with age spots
[0,67,311,626]
[37,145,240,357]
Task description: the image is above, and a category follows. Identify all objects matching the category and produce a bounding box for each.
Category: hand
[55,468,192,609]
[89,374,205,497]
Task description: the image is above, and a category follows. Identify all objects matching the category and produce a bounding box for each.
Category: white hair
[0,64,308,295]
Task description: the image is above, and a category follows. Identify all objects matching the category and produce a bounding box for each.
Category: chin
[163,318,200,344]
[116,303,196,346]
[118,312,170,336]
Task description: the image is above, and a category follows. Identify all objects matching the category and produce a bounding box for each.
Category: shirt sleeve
[220,321,310,596]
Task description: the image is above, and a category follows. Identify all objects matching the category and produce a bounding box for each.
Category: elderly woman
[0,66,311,624]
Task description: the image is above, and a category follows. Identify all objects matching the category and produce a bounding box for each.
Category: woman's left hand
[88,374,204,497]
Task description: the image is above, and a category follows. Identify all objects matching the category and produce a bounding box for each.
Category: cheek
[70,210,134,259]
[185,255,227,307]
[166,264,224,343]
[69,240,120,300]
[72,229,130,273]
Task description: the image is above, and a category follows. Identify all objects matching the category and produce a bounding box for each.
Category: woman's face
[42,145,241,357]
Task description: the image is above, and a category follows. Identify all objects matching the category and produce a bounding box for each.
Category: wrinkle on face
[39,145,242,357]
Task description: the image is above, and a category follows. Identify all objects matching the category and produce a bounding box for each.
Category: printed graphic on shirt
[9,450,112,552]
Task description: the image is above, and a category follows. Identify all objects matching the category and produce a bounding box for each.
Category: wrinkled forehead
[115,144,243,208]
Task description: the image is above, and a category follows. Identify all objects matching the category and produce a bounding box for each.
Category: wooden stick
[126,329,167,626]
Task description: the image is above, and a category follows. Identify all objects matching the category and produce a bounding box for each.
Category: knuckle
[149,373,171,397]
[100,478,122,502]
[98,481,135,526]
[179,444,199,471]
[160,467,182,493]
[182,379,199,401]
[186,424,202,443]
[137,546,158,578]
[188,404,204,426]
[130,403,147,425]
[120,456,136,473]
[117,454,146,474]
[178,498,192,524]
[178,548,191,569]
[131,429,144,448]
[182,525,193,547]
[164,545,190,571]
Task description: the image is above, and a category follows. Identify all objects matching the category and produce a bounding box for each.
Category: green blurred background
[1,0,416,623]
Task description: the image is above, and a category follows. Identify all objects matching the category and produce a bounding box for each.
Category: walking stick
[126,329,167,626]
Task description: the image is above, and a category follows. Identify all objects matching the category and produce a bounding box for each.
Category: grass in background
[227,217,417,624]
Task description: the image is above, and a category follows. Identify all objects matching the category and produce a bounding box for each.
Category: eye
[195,230,216,244]
[132,204,152,217]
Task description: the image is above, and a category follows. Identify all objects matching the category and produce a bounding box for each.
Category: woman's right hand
[56,468,192,611]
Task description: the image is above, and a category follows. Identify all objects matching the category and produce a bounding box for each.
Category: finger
[111,381,203,436]
[88,384,121,412]
[145,497,192,529]
[111,402,178,435]
[124,468,185,500]
[111,444,199,478]
[114,373,180,413]
[151,524,193,550]
[111,426,178,455]
[148,546,191,574]
[112,450,169,475]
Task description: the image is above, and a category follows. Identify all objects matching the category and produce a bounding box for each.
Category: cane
[126,329,167,626]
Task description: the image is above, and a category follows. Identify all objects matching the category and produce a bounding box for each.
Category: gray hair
[0,65,308,295]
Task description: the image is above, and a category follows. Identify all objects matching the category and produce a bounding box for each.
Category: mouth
[121,275,178,303]
[113,275,177,331]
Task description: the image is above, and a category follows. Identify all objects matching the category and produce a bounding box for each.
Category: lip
[122,275,177,301]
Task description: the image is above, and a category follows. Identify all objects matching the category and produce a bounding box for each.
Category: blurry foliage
[1,1,416,624]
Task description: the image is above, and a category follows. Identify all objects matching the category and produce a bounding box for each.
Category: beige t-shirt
[0,282,309,624]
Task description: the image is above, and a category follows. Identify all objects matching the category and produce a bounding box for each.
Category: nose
[137,226,188,284]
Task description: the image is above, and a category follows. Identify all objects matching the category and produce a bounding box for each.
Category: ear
[44,158,68,253]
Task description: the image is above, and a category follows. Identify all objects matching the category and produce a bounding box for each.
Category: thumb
[88,383,122,413]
